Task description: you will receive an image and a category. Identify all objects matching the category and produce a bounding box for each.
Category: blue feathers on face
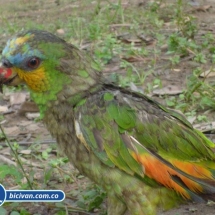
[2,37,44,68]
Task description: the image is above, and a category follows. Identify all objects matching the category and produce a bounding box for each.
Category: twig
[55,165,77,183]
[19,157,44,169]
[44,202,90,214]
[0,124,33,190]
[65,205,69,215]
[186,47,197,56]
[0,154,16,166]
[0,139,57,146]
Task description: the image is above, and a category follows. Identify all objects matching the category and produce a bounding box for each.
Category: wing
[74,84,215,201]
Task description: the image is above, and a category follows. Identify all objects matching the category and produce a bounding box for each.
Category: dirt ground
[0,0,215,214]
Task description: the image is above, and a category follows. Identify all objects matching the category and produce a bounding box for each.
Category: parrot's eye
[27,57,40,69]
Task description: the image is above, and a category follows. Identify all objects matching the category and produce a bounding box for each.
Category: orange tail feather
[133,153,214,199]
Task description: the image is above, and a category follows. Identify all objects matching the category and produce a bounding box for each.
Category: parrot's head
[0,30,101,103]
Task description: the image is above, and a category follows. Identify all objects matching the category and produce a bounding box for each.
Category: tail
[130,136,215,202]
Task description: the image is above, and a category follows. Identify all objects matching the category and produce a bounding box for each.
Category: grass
[0,0,215,214]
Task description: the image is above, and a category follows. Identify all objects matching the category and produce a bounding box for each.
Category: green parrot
[0,30,215,215]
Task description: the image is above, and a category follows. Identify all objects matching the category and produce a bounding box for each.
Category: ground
[0,0,215,214]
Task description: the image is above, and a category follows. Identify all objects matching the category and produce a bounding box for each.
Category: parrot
[0,30,215,215]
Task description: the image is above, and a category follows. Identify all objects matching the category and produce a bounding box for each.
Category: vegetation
[0,0,215,214]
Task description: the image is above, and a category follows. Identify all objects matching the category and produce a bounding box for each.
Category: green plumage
[1,30,215,215]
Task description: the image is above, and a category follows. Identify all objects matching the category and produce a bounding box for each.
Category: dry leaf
[190,5,212,13]
[194,121,215,132]
[19,156,44,168]
[110,24,132,28]
[207,201,215,206]
[153,85,183,95]
[18,121,32,126]
[19,149,32,155]
[10,92,27,106]
[26,113,40,120]
[27,123,40,131]
[189,207,198,212]
[0,147,10,155]
[121,56,145,62]
[3,126,19,135]
[160,44,168,51]
[18,101,39,116]
[0,155,16,166]
[120,38,142,44]
[189,0,200,6]
[56,29,65,35]
[0,105,8,112]
[103,66,120,73]
[199,69,215,78]
[173,69,181,72]
[130,82,144,94]
[187,116,197,124]
[138,34,155,45]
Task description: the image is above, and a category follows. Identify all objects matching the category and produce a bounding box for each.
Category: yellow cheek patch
[16,66,50,92]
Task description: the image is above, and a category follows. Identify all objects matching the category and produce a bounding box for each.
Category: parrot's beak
[0,63,22,93]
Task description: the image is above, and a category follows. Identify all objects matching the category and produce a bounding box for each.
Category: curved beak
[0,63,23,93]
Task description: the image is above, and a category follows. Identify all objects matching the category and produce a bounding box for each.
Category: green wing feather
[75,93,144,177]
[74,84,215,200]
